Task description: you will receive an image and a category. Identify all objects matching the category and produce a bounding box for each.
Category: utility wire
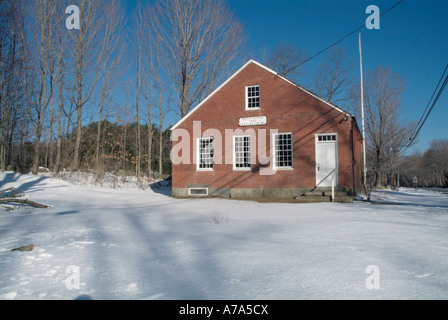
[408,64,448,141]
[402,64,448,153]
[296,0,446,159]
[409,71,448,142]
[297,0,405,68]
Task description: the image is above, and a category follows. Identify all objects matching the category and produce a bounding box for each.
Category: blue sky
[124,0,448,154]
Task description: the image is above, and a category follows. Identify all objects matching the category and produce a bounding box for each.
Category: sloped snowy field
[0,172,447,300]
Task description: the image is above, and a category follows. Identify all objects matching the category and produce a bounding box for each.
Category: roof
[171,59,355,131]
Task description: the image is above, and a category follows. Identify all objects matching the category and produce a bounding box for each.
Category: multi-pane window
[198,137,214,170]
[234,136,251,170]
[274,133,293,168]
[246,85,260,109]
[318,135,337,142]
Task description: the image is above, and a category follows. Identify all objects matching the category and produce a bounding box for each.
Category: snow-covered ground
[0,172,447,300]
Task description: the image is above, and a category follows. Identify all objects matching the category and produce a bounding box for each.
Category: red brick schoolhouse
[170,60,363,201]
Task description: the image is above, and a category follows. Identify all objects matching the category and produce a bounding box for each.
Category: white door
[315,134,338,187]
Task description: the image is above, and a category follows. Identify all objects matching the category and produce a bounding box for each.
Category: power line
[297,0,405,68]
[409,70,448,143]
[402,64,448,153]
[408,64,448,141]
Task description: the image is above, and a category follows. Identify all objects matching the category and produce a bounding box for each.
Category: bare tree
[54,8,67,174]
[154,44,170,177]
[27,0,59,175]
[141,55,155,179]
[68,0,110,170]
[144,20,171,177]
[0,0,29,171]
[94,1,125,175]
[130,4,147,179]
[128,2,155,179]
[312,46,353,106]
[354,66,413,188]
[143,87,154,179]
[148,0,246,118]
[263,42,308,78]
[422,139,448,187]
[400,139,448,188]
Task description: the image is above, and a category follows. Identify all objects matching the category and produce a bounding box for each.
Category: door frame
[315,133,338,187]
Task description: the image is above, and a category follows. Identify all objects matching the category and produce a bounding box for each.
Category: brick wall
[171,62,362,192]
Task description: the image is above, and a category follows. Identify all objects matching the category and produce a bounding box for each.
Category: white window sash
[273,132,293,169]
[233,135,252,171]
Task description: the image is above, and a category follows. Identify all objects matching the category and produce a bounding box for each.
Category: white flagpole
[359,33,367,189]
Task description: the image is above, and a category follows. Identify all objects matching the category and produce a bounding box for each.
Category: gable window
[234,136,251,170]
[246,85,260,110]
[198,137,214,170]
[273,133,293,169]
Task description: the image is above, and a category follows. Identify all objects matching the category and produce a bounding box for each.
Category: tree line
[399,139,448,188]
[0,0,245,179]
[1,0,445,188]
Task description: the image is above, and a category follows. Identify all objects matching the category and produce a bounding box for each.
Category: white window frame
[245,85,260,110]
[197,137,214,171]
[233,135,252,171]
[273,132,293,170]
[315,133,338,186]
[188,188,209,196]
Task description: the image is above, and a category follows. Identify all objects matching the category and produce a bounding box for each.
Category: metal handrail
[311,167,337,192]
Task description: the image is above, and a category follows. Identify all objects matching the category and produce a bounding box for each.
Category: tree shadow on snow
[367,199,448,209]
[74,294,93,300]
[57,210,79,215]
[1,173,49,194]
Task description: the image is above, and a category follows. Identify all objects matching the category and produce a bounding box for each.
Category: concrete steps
[295,187,353,203]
